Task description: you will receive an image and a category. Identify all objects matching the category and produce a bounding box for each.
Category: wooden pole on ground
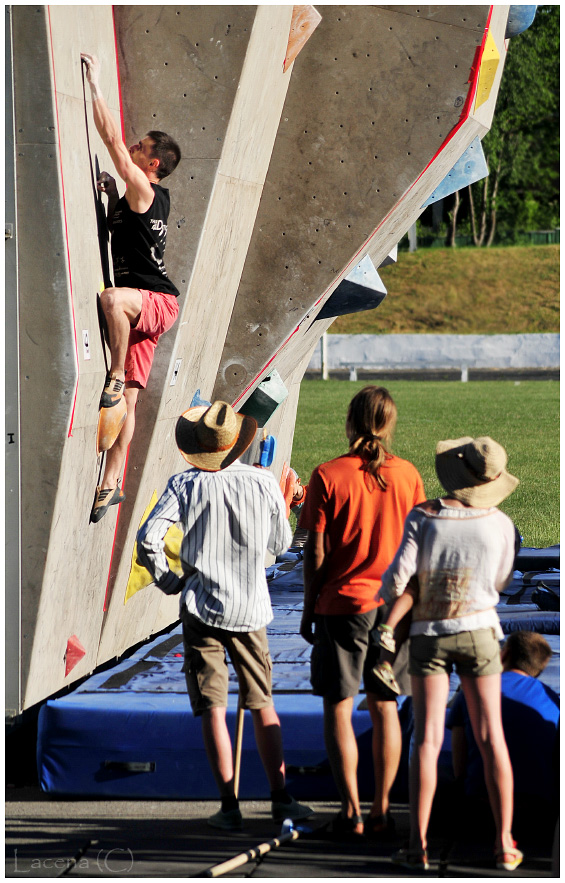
[198,827,300,877]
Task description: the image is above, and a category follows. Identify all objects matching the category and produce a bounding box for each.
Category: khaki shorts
[181,608,274,716]
[409,628,502,678]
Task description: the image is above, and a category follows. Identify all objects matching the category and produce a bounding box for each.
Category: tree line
[424,6,559,248]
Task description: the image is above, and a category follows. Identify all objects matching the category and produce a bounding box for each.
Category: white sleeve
[495,514,520,592]
[267,479,293,557]
[137,478,184,593]
[380,511,421,604]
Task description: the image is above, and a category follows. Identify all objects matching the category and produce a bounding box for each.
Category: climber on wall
[81,52,182,524]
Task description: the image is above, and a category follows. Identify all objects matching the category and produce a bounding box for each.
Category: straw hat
[175,401,257,471]
[435,436,519,508]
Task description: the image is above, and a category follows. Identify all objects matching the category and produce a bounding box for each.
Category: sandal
[495,846,523,871]
[372,661,401,695]
[90,484,125,524]
[324,812,365,841]
[364,811,396,839]
[392,847,430,871]
[377,623,396,653]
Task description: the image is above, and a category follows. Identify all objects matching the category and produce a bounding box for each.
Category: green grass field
[292,380,559,549]
[330,245,560,335]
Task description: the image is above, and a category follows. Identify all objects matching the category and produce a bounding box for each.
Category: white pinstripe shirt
[136,462,292,632]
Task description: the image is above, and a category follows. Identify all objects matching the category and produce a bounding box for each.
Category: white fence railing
[309,333,560,378]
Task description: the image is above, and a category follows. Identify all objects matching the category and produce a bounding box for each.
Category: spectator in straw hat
[137,400,313,830]
[379,436,523,872]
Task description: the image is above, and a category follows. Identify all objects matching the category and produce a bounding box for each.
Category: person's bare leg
[409,674,450,852]
[367,696,402,819]
[101,385,139,489]
[250,705,285,791]
[460,674,515,856]
[201,706,235,797]
[323,697,363,827]
[100,287,142,379]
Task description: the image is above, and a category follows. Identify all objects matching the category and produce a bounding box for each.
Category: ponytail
[346,387,397,491]
[349,434,390,490]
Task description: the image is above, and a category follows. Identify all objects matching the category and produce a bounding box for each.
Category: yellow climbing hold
[475,30,500,110]
[124,491,184,603]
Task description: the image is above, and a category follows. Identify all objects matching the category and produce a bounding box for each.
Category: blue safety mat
[37,545,559,798]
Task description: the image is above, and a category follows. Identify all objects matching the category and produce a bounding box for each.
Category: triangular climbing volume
[283,6,322,72]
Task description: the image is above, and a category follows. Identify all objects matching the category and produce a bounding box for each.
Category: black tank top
[111,183,180,297]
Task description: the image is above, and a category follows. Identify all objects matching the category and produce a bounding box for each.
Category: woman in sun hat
[379,436,523,873]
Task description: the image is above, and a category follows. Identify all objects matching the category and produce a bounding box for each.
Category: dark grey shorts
[310,606,411,703]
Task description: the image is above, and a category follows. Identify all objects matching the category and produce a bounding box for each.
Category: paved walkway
[6,787,557,878]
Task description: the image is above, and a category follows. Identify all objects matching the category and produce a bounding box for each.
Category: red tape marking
[47,7,80,437]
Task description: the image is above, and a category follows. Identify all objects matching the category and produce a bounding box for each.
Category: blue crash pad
[37,545,559,798]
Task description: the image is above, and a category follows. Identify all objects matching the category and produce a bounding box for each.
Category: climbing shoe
[90,485,125,524]
[99,373,125,410]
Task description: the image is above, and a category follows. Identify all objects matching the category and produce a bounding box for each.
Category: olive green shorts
[409,628,502,678]
[181,609,274,716]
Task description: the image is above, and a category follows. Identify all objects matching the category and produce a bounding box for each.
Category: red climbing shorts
[124,290,179,388]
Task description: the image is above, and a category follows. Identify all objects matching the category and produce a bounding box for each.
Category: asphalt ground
[6,786,558,878]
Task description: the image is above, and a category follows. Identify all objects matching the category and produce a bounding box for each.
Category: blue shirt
[447,671,559,802]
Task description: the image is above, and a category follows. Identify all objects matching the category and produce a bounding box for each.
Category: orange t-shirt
[299,454,425,615]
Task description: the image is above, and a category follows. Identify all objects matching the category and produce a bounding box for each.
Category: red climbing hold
[65,635,86,677]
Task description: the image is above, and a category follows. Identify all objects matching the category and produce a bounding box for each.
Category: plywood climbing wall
[10,5,123,710]
[7,4,513,714]
[213,5,510,408]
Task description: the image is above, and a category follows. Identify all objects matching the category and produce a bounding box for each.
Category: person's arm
[382,587,416,632]
[289,472,307,511]
[137,480,185,595]
[300,530,326,645]
[267,475,293,557]
[81,53,154,213]
[496,516,523,594]
[379,510,421,605]
[97,171,120,229]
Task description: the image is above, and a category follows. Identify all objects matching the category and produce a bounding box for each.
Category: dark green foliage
[476,5,560,237]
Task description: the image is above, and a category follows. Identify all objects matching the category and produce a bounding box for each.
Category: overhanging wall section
[213,5,502,413]
[212,5,510,479]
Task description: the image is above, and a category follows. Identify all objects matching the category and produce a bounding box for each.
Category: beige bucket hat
[435,436,519,508]
[175,401,257,472]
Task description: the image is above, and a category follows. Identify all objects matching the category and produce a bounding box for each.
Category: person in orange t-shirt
[299,386,425,839]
